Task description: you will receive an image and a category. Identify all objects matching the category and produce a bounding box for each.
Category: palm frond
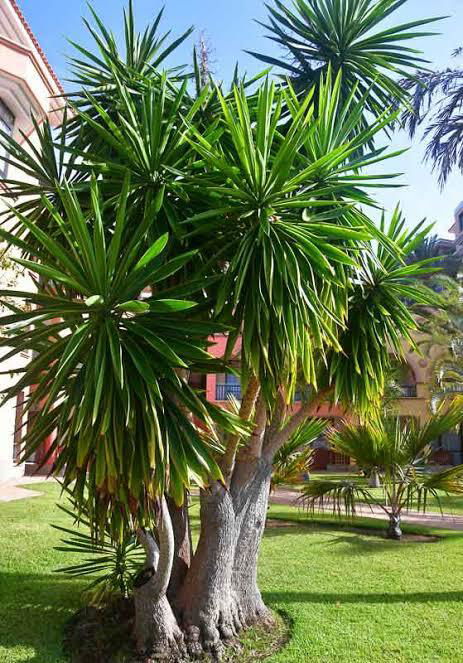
[272,417,326,488]
[299,479,371,517]
[402,67,463,186]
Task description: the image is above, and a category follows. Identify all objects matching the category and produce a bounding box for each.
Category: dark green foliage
[0,1,443,544]
[53,486,144,605]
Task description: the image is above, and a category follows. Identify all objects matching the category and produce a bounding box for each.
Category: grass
[1,482,463,661]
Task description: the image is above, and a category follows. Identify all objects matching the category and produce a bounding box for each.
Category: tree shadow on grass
[263,590,463,605]
[0,571,85,663]
[264,518,446,548]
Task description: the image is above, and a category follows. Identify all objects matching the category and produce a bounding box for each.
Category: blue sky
[18,0,463,238]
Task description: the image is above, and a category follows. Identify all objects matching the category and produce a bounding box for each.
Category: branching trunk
[221,376,260,483]
[177,483,237,658]
[175,459,275,657]
[130,390,325,659]
[134,497,185,660]
[167,492,192,606]
[231,458,273,626]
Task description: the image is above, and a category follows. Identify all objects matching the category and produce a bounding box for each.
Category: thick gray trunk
[177,460,274,656]
[177,484,237,658]
[134,591,185,660]
[231,458,273,625]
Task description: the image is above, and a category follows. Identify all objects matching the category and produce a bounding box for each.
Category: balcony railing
[400,385,417,398]
[443,384,463,393]
[216,383,242,400]
[215,383,307,402]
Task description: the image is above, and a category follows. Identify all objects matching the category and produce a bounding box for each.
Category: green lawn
[1,482,463,662]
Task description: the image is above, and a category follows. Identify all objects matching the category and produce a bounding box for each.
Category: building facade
[0,0,62,481]
[205,335,456,470]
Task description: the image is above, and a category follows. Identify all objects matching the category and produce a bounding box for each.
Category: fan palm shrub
[271,418,326,490]
[0,1,446,659]
[300,400,463,538]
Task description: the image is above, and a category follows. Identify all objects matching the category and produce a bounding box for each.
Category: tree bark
[231,457,273,626]
[177,483,238,658]
[176,458,275,656]
[386,513,402,540]
[130,390,326,659]
[167,493,192,606]
[134,497,186,660]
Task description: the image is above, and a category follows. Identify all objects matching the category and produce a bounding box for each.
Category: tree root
[181,595,273,661]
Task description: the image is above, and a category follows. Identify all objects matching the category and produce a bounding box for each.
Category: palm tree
[406,235,461,278]
[0,2,447,659]
[300,400,463,539]
[402,52,463,186]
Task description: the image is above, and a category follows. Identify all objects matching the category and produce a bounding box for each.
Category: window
[459,211,463,233]
[215,373,241,400]
[0,99,14,178]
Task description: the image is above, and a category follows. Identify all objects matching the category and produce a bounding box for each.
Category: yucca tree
[249,0,442,122]
[0,2,443,660]
[300,400,463,538]
[0,179,243,522]
[327,207,438,413]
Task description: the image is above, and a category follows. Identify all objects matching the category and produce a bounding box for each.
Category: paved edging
[0,477,54,502]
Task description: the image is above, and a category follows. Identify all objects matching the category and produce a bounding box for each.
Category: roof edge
[8,0,64,95]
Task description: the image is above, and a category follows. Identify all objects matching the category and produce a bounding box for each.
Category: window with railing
[215,374,241,400]
[399,385,417,398]
[0,99,14,178]
[215,379,309,402]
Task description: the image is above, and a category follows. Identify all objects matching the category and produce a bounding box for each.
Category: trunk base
[387,515,402,540]
[368,471,381,488]
[183,607,277,661]
[134,590,186,661]
[64,599,286,663]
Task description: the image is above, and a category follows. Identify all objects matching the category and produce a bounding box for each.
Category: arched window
[0,99,14,177]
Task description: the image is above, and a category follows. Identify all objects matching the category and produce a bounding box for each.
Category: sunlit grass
[1,482,463,662]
